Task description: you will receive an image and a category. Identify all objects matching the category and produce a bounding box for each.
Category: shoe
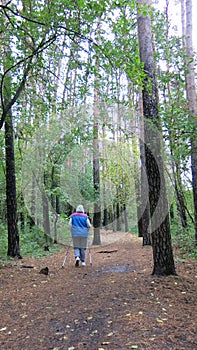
[81,262,86,267]
[75,257,80,267]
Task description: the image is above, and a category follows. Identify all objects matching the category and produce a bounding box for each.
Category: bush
[171,221,197,259]
[0,223,8,257]
[0,224,61,261]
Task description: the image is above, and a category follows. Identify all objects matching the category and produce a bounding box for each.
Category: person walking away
[69,205,91,267]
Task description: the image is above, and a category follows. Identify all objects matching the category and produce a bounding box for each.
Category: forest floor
[0,230,197,350]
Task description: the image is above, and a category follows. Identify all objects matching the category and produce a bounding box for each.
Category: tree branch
[0,3,46,26]
[0,34,57,129]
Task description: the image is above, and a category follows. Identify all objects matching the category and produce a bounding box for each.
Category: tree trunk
[1,20,21,257]
[116,201,121,231]
[139,125,151,245]
[93,83,101,245]
[92,20,101,245]
[102,118,109,229]
[123,203,128,232]
[92,86,101,244]
[185,0,197,244]
[5,110,21,258]
[137,88,151,244]
[42,173,50,242]
[137,0,176,275]
[92,114,101,244]
[172,157,188,229]
[93,151,101,245]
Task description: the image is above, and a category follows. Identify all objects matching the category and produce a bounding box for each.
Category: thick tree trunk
[140,205,151,246]
[151,219,175,275]
[137,0,176,275]
[139,133,151,245]
[5,111,21,258]
[137,89,151,244]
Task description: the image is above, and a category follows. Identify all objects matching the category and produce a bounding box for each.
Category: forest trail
[0,231,196,350]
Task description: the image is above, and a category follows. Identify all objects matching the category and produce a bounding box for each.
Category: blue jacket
[70,212,90,237]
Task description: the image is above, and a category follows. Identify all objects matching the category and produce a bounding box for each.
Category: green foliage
[1,0,197,258]
[0,224,61,260]
[0,224,8,257]
[172,224,197,259]
[168,186,196,259]
[78,161,95,201]
[188,246,197,259]
[170,193,197,259]
[20,228,61,258]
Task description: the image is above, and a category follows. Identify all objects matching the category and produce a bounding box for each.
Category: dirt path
[0,231,197,350]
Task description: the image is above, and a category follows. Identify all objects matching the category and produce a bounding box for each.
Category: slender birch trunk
[185,0,197,244]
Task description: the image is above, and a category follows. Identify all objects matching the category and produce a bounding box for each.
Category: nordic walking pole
[89,247,92,266]
[88,239,92,266]
[61,239,71,268]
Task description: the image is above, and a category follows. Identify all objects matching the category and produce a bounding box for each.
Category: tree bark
[92,20,101,245]
[42,173,50,243]
[116,201,121,231]
[92,85,101,245]
[92,115,101,244]
[123,203,128,232]
[139,124,151,245]
[1,14,21,257]
[92,143,101,244]
[137,88,151,244]
[5,110,21,258]
[137,0,176,275]
[185,0,197,244]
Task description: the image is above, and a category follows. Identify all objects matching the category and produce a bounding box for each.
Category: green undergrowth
[0,225,63,262]
[1,221,196,264]
[171,222,197,259]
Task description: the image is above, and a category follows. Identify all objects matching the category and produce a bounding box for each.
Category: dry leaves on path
[0,231,197,350]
